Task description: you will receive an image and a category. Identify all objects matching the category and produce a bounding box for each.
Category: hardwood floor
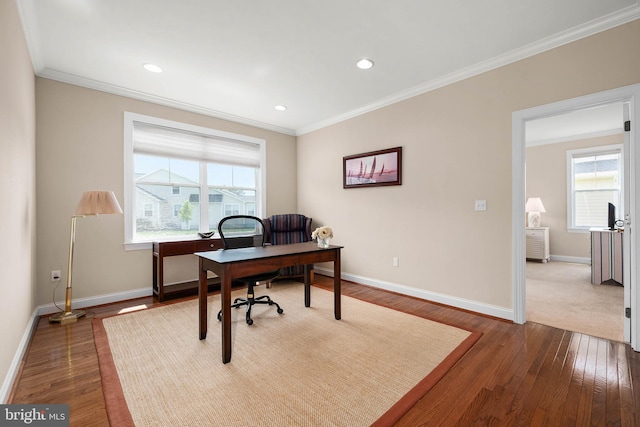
[10,275,640,426]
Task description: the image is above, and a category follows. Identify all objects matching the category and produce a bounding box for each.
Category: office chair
[216,215,283,325]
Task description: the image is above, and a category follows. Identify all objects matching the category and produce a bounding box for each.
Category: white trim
[20,0,639,137]
[550,255,591,265]
[513,83,640,350]
[124,242,152,251]
[0,308,39,404]
[1,286,153,403]
[37,68,297,136]
[38,287,152,316]
[297,4,640,136]
[314,267,513,321]
[123,112,266,245]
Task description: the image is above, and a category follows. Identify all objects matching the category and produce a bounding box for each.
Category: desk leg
[304,264,311,307]
[198,259,208,340]
[334,249,341,320]
[220,267,232,363]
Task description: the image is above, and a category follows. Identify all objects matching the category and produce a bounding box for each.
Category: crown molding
[37,68,298,136]
[16,0,43,73]
[20,0,640,138]
[296,4,640,136]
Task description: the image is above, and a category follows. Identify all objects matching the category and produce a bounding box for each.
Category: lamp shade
[75,191,123,215]
[525,197,546,213]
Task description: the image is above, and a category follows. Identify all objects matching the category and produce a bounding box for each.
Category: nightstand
[526,227,550,263]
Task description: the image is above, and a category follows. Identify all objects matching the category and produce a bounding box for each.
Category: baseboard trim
[314,267,514,321]
[5,271,512,402]
[550,255,590,264]
[37,287,153,316]
[0,307,40,403]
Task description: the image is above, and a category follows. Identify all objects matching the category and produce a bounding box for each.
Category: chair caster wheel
[217,312,222,321]
[277,308,284,314]
[246,318,253,326]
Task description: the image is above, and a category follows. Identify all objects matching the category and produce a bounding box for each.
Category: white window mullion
[199,162,208,232]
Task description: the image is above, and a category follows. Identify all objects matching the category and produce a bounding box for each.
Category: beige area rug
[526,261,624,341]
[94,282,480,426]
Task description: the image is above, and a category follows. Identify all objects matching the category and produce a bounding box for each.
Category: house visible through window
[567,145,622,230]
[225,204,240,216]
[124,112,266,247]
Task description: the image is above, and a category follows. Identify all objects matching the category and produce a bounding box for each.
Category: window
[124,112,266,249]
[567,145,622,231]
[225,204,240,216]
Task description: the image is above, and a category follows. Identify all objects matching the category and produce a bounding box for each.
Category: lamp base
[528,212,541,228]
[49,309,86,324]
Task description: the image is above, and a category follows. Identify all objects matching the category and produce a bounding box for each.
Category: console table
[153,238,224,301]
[590,228,623,285]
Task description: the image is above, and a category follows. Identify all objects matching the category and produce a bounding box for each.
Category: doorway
[512,84,640,350]
[524,103,625,341]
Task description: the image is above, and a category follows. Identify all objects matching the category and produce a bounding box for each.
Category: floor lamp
[49,191,123,324]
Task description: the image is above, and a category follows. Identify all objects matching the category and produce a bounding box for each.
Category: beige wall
[0,0,36,399]
[297,20,640,311]
[35,79,298,305]
[527,134,623,260]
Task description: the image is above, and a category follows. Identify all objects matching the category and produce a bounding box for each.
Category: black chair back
[218,215,267,250]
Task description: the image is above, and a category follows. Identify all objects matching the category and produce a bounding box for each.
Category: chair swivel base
[217,296,283,325]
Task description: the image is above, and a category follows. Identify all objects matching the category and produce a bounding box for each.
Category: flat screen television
[608,202,616,230]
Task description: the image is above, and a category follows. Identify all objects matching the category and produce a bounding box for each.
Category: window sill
[567,228,591,234]
[124,242,152,251]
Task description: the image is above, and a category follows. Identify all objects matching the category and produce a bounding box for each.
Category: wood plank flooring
[9,276,640,426]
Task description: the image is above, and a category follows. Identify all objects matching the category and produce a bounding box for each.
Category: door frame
[512,83,640,350]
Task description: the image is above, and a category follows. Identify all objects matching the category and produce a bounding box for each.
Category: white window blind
[132,122,261,167]
[124,112,266,250]
[567,144,622,230]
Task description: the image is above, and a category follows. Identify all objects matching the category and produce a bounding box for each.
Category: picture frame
[343,147,402,189]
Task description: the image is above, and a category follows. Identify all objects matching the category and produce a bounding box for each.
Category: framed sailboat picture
[343,147,402,189]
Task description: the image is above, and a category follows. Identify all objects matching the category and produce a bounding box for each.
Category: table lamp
[525,197,546,228]
[49,191,123,323]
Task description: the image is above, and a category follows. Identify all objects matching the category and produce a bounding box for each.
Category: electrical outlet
[392,257,399,267]
[51,270,61,281]
[475,200,487,211]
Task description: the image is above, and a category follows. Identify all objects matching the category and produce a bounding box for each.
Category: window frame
[123,112,267,250]
[566,144,623,233]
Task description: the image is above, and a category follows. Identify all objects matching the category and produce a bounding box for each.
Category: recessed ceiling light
[274,105,287,111]
[143,63,163,73]
[356,58,374,70]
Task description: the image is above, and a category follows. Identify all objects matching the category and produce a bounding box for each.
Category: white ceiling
[17,0,640,136]
[526,102,625,146]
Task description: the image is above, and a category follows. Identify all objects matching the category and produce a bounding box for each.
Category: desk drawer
[194,240,221,252]
[157,239,221,256]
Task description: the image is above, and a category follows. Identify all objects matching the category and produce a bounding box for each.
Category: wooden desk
[196,241,342,363]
